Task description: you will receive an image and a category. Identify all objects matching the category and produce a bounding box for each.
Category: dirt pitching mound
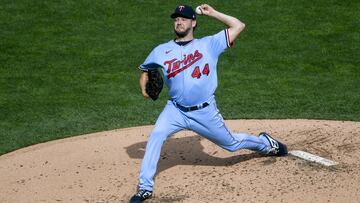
[0,119,359,203]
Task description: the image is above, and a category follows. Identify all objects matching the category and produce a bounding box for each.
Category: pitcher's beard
[174,27,192,38]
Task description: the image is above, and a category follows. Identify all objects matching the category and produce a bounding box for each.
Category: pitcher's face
[174,17,195,38]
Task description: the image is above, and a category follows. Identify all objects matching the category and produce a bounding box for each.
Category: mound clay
[0,119,359,202]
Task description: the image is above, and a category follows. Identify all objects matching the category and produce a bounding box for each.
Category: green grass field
[1,0,359,155]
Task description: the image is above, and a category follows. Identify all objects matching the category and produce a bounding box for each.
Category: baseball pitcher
[130,4,288,202]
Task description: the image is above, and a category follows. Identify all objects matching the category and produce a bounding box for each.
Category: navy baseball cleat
[259,132,288,156]
[130,190,153,203]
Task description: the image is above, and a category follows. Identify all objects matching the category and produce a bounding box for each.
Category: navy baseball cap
[170,5,196,20]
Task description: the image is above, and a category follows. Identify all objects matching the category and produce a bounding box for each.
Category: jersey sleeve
[138,48,161,71]
[207,29,233,57]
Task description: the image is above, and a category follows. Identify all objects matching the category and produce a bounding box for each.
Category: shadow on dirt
[125,135,264,174]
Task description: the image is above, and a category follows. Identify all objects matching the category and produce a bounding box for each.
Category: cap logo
[178,5,185,11]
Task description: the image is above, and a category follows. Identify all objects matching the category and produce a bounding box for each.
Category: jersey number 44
[191,63,210,79]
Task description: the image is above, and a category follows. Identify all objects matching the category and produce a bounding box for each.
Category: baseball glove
[146,69,163,101]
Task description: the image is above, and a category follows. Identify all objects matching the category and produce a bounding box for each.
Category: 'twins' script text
[164,50,203,78]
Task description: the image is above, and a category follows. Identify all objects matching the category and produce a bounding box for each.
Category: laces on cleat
[130,189,153,202]
[136,190,152,198]
[259,132,288,156]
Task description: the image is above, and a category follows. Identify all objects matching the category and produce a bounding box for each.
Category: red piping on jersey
[225,29,234,48]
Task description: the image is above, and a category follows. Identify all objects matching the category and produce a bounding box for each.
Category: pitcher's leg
[231,132,270,152]
[192,122,269,153]
[189,102,270,153]
[138,101,185,191]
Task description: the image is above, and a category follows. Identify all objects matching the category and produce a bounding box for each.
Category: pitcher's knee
[221,145,238,152]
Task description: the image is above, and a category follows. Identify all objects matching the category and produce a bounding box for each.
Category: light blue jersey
[136,29,272,192]
[140,29,232,106]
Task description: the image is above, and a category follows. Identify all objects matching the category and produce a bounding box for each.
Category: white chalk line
[289,150,338,166]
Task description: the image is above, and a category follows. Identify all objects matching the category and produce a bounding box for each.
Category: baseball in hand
[195,6,203,15]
